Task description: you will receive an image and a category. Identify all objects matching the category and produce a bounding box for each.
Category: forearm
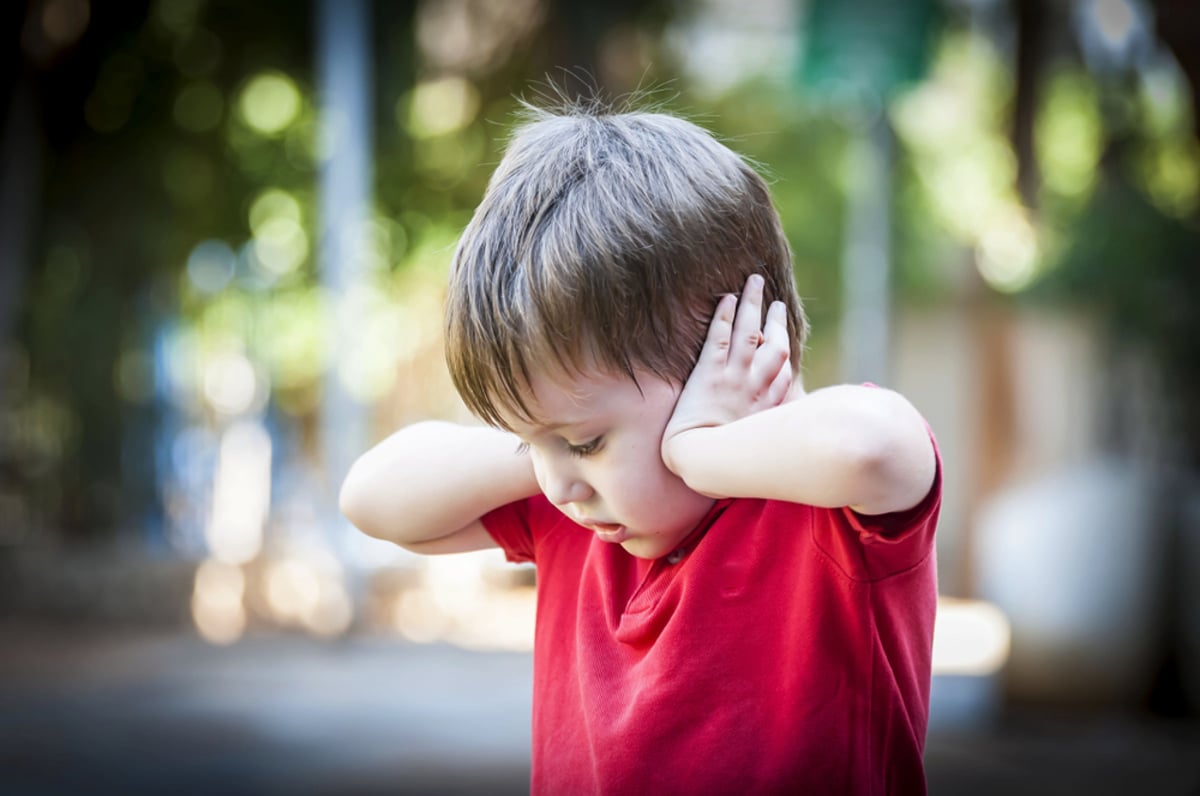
[339,421,539,545]
[663,385,935,514]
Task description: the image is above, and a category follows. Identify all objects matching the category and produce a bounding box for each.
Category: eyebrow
[517,417,592,438]
[526,420,573,435]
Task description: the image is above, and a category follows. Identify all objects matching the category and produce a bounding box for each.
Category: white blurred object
[974,458,1165,704]
[205,420,272,565]
[929,597,1011,731]
[933,597,1011,676]
[191,559,247,645]
[1074,0,1154,75]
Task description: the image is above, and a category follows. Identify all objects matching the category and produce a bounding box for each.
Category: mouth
[581,520,628,544]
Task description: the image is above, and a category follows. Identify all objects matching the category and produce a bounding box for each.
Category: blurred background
[1,0,1199,793]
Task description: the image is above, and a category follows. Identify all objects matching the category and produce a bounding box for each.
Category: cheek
[527,450,552,493]
[613,448,678,502]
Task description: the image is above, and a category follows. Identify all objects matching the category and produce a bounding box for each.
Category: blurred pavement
[0,627,532,795]
[1,625,1199,795]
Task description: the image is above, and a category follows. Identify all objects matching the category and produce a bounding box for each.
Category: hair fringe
[445,93,809,427]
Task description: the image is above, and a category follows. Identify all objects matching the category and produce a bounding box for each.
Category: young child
[340,103,941,795]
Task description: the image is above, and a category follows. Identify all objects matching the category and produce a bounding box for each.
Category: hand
[661,274,793,475]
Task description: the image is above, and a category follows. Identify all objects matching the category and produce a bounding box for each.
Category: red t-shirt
[482,442,941,795]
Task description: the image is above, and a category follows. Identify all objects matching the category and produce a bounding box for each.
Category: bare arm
[661,276,935,515]
[339,421,540,554]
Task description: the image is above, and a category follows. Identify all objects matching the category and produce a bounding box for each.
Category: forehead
[502,366,678,435]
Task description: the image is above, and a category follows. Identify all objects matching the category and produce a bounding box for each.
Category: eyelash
[567,437,603,458]
[514,437,604,458]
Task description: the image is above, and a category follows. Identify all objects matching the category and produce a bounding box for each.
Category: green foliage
[1033,170,1200,459]
[18,1,317,535]
[14,0,1199,540]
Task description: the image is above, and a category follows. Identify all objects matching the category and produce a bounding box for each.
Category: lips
[580,519,628,544]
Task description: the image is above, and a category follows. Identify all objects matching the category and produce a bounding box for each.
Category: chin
[619,541,662,560]
[619,534,684,561]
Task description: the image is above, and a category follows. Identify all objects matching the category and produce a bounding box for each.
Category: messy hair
[445,99,808,429]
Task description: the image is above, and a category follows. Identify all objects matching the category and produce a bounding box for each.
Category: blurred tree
[1037,0,1200,470]
[3,0,684,545]
[1011,0,1048,208]
[1155,0,1200,140]
[6,0,316,539]
[1146,2,1200,466]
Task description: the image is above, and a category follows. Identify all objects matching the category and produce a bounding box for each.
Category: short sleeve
[813,428,942,581]
[841,430,942,544]
[481,496,540,564]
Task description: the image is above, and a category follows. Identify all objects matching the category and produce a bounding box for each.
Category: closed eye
[566,436,604,458]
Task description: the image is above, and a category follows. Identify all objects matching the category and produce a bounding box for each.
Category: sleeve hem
[842,431,943,546]
[481,499,538,563]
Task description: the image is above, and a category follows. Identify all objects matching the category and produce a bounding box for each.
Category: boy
[340,104,941,794]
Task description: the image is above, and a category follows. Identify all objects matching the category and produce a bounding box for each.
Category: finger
[750,332,790,392]
[764,359,793,406]
[761,300,788,349]
[731,274,765,365]
[699,293,737,364]
[754,300,787,347]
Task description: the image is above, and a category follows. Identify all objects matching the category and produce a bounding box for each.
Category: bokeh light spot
[191,559,246,645]
[1036,71,1101,199]
[186,239,236,294]
[173,81,224,132]
[238,71,302,136]
[403,76,480,139]
[259,288,329,391]
[978,208,1040,293]
[932,597,1012,676]
[248,188,302,235]
[1090,0,1136,49]
[253,217,309,275]
[1140,141,1200,217]
[265,558,321,622]
[205,421,272,564]
[203,352,259,415]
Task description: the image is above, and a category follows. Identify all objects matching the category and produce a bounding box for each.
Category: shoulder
[482,494,586,564]
[815,462,941,582]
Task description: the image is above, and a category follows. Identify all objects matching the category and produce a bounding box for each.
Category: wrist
[662,426,730,499]
[488,430,539,500]
[661,425,707,482]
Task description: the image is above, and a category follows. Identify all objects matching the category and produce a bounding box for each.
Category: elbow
[847,442,892,502]
[338,459,381,539]
[846,401,934,515]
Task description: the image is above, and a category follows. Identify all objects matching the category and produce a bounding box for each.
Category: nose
[535,456,593,508]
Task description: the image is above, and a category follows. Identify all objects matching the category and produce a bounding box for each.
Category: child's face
[502,366,716,560]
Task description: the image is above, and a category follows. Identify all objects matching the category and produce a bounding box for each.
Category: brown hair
[445,102,808,429]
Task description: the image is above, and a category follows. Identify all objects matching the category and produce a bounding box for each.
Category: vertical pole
[317,0,372,544]
[840,114,893,385]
